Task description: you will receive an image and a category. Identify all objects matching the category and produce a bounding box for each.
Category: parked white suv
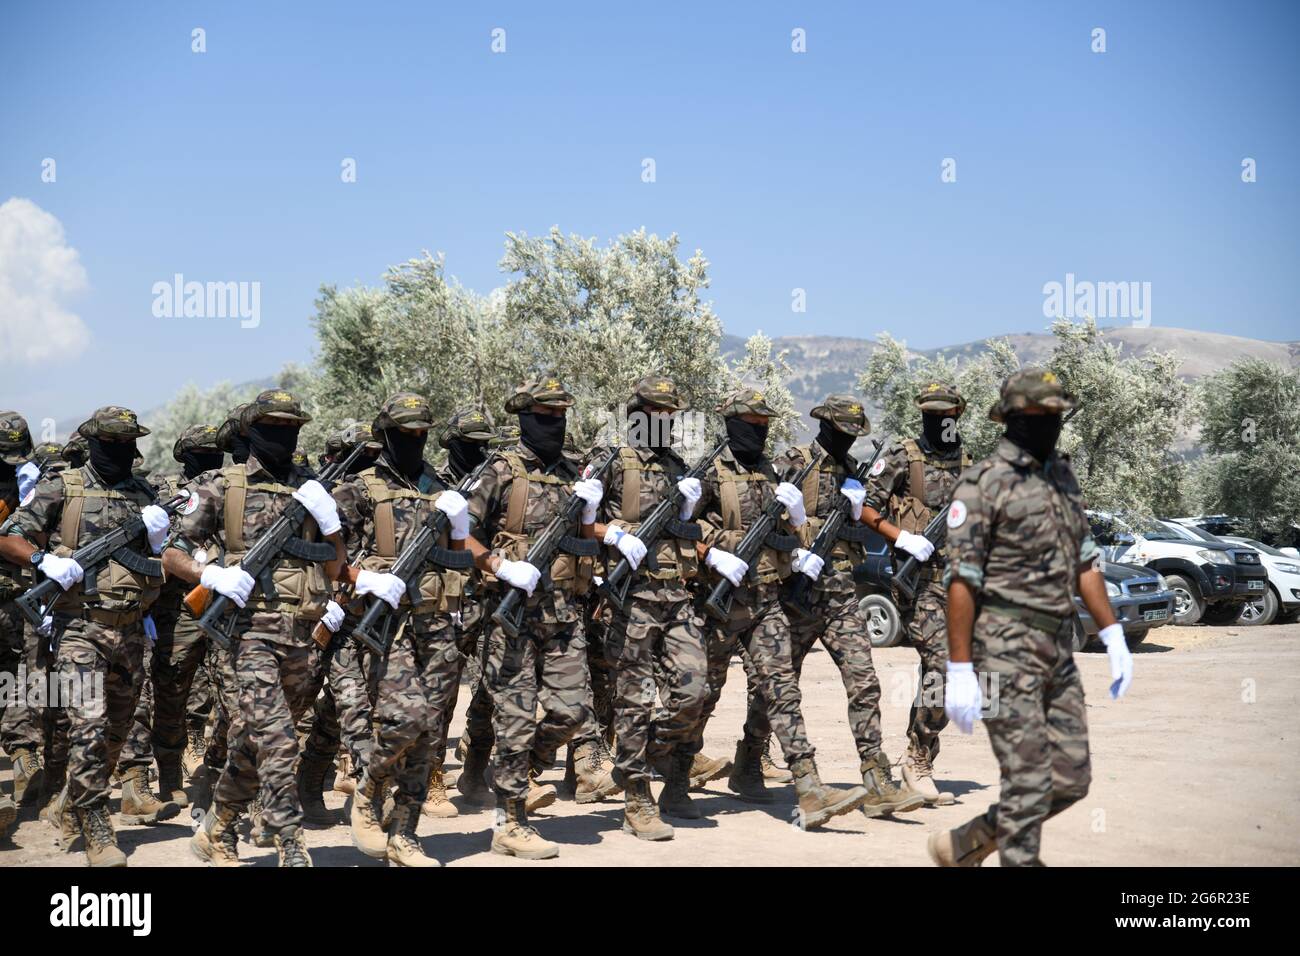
[1216,536,1300,625]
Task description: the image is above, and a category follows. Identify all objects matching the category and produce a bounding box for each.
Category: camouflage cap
[78,406,150,440]
[716,385,776,418]
[438,406,496,449]
[0,411,33,465]
[373,392,435,432]
[811,394,870,436]
[241,389,311,428]
[627,374,687,412]
[324,422,382,457]
[30,442,65,468]
[172,424,223,461]
[216,403,251,451]
[989,367,1077,422]
[62,434,88,467]
[914,381,967,414]
[503,375,575,414]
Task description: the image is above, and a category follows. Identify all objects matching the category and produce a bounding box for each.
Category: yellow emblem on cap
[926,383,942,392]
[1041,371,1058,384]
[400,397,423,408]
[116,410,135,422]
[271,391,293,402]
[6,429,20,441]
[848,403,862,414]
[751,391,764,402]
[543,379,561,391]
[655,380,673,392]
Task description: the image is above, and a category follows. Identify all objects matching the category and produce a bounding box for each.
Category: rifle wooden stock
[183,584,212,619]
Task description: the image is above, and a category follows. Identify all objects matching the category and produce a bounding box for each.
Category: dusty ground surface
[3,621,1297,867]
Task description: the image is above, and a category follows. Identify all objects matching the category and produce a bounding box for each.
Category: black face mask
[816,420,855,465]
[0,461,15,483]
[89,438,139,486]
[628,407,676,454]
[446,438,487,480]
[228,433,251,465]
[346,451,378,476]
[519,412,566,467]
[382,428,428,481]
[922,412,961,452]
[725,417,768,469]
[247,422,299,479]
[180,451,224,480]
[1004,413,1063,464]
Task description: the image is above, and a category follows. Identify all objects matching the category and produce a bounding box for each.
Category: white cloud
[0,197,90,365]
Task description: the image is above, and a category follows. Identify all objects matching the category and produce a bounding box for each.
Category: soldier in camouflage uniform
[930,368,1132,867]
[329,393,472,867]
[0,407,174,865]
[861,381,971,805]
[164,390,344,867]
[773,395,924,816]
[688,386,869,829]
[459,376,602,859]
[61,434,88,469]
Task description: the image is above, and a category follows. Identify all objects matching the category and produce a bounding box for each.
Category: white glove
[603,526,647,570]
[200,563,256,608]
[38,614,54,639]
[945,661,983,734]
[355,569,406,609]
[141,505,170,554]
[292,479,341,536]
[495,559,542,596]
[16,461,40,501]
[896,529,935,562]
[676,477,702,520]
[435,490,470,540]
[322,600,345,633]
[573,478,604,524]
[839,478,866,521]
[143,615,158,643]
[1098,623,1133,699]
[791,548,824,581]
[39,553,84,591]
[705,548,749,586]
[774,482,807,527]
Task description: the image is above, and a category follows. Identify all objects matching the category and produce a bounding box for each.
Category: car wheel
[859,593,903,648]
[1202,603,1244,626]
[1278,607,1300,625]
[1237,587,1279,627]
[1125,628,1149,649]
[1164,574,1205,625]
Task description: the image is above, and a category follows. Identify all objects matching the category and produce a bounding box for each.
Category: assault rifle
[703,450,823,623]
[597,439,726,614]
[490,450,618,639]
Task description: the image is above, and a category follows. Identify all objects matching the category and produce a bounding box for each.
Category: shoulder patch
[869,457,886,477]
[180,492,201,516]
[946,500,968,529]
[20,489,34,507]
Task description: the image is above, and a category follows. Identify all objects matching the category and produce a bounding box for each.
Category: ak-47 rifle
[597,438,726,614]
[15,490,192,628]
[782,438,885,620]
[703,450,823,623]
[349,455,494,655]
[490,449,618,640]
[190,444,366,651]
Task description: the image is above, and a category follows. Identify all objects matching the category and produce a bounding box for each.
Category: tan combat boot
[928,813,997,867]
[350,771,389,859]
[490,798,559,860]
[12,747,44,805]
[457,745,494,807]
[790,758,869,830]
[387,801,441,867]
[689,751,732,789]
[155,747,190,808]
[658,749,702,820]
[422,768,459,818]
[902,745,954,806]
[526,770,557,812]
[727,738,774,804]
[297,752,339,828]
[43,784,80,850]
[622,778,674,841]
[78,805,127,867]
[333,750,355,795]
[191,803,241,867]
[860,752,925,817]
[182,726,207,779]
[571,739,622,804]
[275,825,314,867]
[760,736,793,783]
[119,765,181,825]
[0,792,15,840]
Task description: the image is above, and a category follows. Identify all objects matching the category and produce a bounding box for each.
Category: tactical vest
[888,438,971,535]
[219,466,330,621]
[713,456,797,584]
[354,467,461,614]
[615,446,699,583]
[55,470,162,613]
[788,444,869,570]
[489,452,593,595]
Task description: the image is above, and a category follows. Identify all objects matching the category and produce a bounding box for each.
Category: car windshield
[1227,537,1286,557]
[1177,523,1225,543]
[1139,520,1193,541]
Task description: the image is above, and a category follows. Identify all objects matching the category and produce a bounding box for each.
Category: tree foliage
[138,380,261,476]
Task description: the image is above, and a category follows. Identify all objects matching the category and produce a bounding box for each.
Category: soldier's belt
[664,517,703,541]
[762,531,801,553]
[981,596,1068,634]
[81,606,146,629]
[556,535,599,557]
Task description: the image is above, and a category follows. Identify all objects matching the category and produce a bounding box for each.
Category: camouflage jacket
[943,438,1098,618]
[1,472,28,599]
[774,443,866,575]
[863,434,969,567]
[601,444,699,601]
[466,443,595,625]
[696,445,805,587]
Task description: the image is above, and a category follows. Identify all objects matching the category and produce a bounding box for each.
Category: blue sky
[2,1,1297,426]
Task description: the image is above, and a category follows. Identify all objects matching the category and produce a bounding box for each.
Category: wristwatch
[29,549,46,567]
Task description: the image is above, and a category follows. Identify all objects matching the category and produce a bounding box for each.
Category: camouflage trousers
[203,643,238,770]
[779,571,885,762]
[482,616,591,800]
[1,601,46,758]
[211,625,315,835]
[899,576,950,761]
[315,627,374,784]
[692,581,815,765]
[605,592,708,782]
[52,615,145,811]
[425,621,478,773]
[969,608,1092,867]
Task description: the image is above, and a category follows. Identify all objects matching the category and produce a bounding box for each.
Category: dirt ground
[3,621,1297,867]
